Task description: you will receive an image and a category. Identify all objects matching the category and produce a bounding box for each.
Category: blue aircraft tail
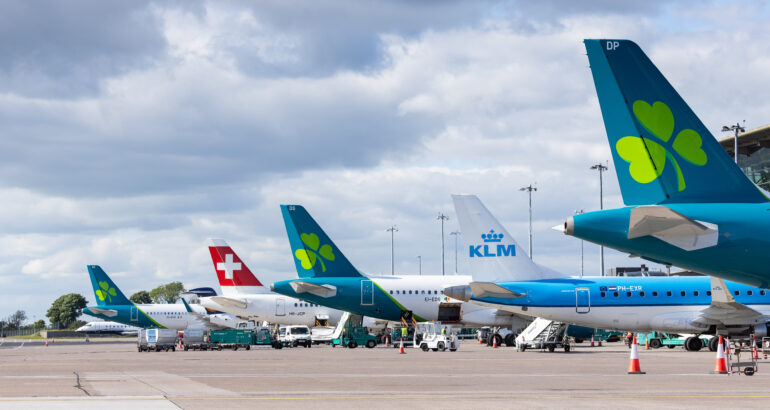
[87,265,133,306]
[280,205,363,278]
[584,39,767,205]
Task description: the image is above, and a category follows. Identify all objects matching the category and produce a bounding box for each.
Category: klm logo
[469,230,515,258]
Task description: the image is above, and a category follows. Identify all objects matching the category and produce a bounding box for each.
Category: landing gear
[708,336,719,352]
[649,339,662,349]
[684,336,703,352]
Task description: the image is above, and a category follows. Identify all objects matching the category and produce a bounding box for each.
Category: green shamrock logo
[294,233,335,272]
[95,281,118,303]
[616,100,707,191]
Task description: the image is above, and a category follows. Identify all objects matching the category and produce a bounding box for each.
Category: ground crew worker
[401,327,407,341]
[441,327,446,336]
[626,332,633,348]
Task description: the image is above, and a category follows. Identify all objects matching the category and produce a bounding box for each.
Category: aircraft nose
[444,285,471,302]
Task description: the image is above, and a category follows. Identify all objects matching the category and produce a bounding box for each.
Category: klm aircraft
[83,265,238,330]
[559,39,770,288]
[270,205,531,328]
[445,276,770,351]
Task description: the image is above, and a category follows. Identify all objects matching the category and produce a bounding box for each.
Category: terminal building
[718,124,770,191]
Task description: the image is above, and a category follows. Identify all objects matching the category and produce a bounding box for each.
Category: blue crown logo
[481,230,503,243]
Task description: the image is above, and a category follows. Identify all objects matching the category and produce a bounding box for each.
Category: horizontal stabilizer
[469,282,526,299]
[628,206,718,251]
[290,281,337,298]
[208,296,248,309]
[87,307,118,317]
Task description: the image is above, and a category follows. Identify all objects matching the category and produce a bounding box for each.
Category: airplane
[444,275,770,352]
[197,239,387,328]
[82,265,240,331]
[558,39,770,288]
[76,321,141,335]
[270,204,532,328]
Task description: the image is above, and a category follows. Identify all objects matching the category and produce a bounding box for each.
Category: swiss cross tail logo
[217,253,242,280]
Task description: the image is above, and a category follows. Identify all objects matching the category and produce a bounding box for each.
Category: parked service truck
[138,329,177,352]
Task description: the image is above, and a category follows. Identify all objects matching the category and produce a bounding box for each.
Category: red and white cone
[478,337,483,344]
[385,336,389,347]
[627,336,645,374]
[598,340,602,347]
[492,336,498,348]
[398,338,405,354]
[590,336,595,347]
[45,341,48,347]
[711,336,728,374]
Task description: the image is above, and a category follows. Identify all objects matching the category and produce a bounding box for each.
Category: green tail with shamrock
[88,265,133,306]
[584,39,767,205]
[281,205,363,278]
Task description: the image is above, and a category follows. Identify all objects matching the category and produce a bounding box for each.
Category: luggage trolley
[725,335,759,376]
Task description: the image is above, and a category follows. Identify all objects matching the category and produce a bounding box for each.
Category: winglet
[180,297,193,313]
[710,276,736,304]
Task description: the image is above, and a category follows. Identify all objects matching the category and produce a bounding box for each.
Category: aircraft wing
[627,206,718,251]
[208,296,248,309]
[694,277,764,326]
[290,281,337,298]
[469,282,526,299]
[86,307,118,317]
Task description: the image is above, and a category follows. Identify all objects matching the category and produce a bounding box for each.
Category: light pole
[386,225,398,275]
[450,231,461,274]
[519,184,537,260]
[721,121,746,164]
[575,210,584,278]
[591,163,608,276]
[437,212,449,276]
[417,255,422,276]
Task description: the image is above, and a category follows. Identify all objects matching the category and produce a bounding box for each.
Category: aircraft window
[652,291,658,297]
[680,291,686,297]
[415,290,418,294]
[395,290,399,294]
[294,303,297,307]
[747,290,753,296]
[409,290,412,295]
[693,291,699,296]
[626,292,632,297]
[734,290,740,296]
[600,292,606,298]
[613,292,619,297]
[666,291,672,297]
[389,290,393,295]
[441,291,444,294]
[421,290,425,295]
[707,291,712,296]
[639,291,645,297]
[761,290,766,296]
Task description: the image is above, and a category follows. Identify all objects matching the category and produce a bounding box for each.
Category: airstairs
[515,317,571,352]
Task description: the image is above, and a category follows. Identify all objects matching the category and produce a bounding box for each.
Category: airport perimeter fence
[0,327,46,338]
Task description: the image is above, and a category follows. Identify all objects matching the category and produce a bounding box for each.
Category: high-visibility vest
[401,328,407,337]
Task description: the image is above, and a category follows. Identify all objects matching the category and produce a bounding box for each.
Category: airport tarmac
[2,338,770,409]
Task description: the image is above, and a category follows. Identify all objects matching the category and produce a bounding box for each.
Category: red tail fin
[208,239,263,287]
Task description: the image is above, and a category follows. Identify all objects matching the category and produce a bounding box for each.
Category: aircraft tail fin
[207,239,269,296]
[452,194,558,281]
[280,205,362,278]
[87,265,133,306]
[584,39,766,205]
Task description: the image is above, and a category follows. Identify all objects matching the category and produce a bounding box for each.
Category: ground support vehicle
[278,325,312,348]
[515,318,571,352]
[415,323,458,352]
[137,329,177,352]
[332,326,377,349]
[209,329,254,350]
[635,332,712,351]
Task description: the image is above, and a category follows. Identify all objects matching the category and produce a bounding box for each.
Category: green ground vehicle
[209,329,254,350]
[332,326,377,349]
[636,332,712,351]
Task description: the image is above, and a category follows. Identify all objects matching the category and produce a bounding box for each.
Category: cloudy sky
[3,0,770,324]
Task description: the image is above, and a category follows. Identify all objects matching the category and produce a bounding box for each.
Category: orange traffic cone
[45,341,48,347]
[385,336,390,347]
[598,340,602,347]
[493,336,498,348]
[711,336,728,374]
[399,338,405,354]
[627,336,645,374]
[645,338,650,350]
[478,337,483,344]
[590,337,595,347]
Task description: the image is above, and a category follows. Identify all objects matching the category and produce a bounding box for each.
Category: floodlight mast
[437,213,449,275]
[386,225,398,275]
[519,184,537,260]
[590,163,608,276]
[722,121,746,164]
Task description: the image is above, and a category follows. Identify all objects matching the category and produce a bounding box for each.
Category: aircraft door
[276,298,286,316]
[130,306,138,322]
[575,288,590,313]
[361,280,374,306]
